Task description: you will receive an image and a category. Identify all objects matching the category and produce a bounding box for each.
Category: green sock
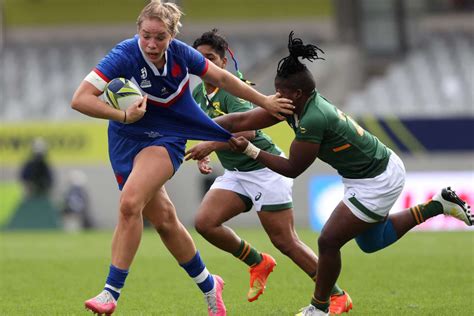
[330,283,344,296]
[232,240,262,267]
[311,296,329,313]
[310,272,344,296]
[410,200,443,224]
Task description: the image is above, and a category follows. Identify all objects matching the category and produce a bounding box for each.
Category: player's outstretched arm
[229,137,320,178]
[202,62,294,120]
[185,131,255,161]
[214,107,280,133]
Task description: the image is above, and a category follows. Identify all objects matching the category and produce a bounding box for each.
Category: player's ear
[295,89,303,99]
[222,56,228,68]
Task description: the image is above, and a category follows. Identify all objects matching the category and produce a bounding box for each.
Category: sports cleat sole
[85,306,113,316]
[440,187,472,226]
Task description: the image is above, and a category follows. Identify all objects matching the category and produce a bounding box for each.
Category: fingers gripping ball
[104,78,143,110]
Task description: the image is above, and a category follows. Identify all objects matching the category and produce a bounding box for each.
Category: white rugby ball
[103,78,143,110]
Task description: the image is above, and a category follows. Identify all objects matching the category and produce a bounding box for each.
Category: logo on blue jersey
[140,67,152,88]
[144,131,163,138]
[140,80,151,89]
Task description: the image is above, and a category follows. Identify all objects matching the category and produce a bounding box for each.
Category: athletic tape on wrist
[243,142,261,159]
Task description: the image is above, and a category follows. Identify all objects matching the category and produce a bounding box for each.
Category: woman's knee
[119,193,144,219]
[317,233,343,253]
[153,201,178,234]
[194,211,217,236]
[194,214,208,235]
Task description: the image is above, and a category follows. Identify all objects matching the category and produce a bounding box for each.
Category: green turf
[3,0,332,27]
[0,230,472,315]
[0,182,22,226]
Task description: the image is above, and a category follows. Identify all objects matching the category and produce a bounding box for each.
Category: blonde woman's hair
[137,0,183,37]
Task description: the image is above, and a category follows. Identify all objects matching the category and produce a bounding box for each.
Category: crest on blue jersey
[140,67,147,79]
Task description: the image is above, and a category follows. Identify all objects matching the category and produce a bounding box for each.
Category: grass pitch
[0,229,472,315]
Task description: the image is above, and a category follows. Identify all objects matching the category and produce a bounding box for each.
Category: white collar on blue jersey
[138,40,168,77]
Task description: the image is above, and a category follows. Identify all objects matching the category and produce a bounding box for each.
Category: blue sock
[104,264,129,301]
[180,251,215,293]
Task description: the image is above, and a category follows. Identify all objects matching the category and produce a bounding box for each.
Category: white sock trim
[193,268,210,284]
[104,284,121,293]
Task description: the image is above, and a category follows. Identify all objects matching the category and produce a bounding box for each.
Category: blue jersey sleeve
[95,39,134,81]
[173,39,208,76]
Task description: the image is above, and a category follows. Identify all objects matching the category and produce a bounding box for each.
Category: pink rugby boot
[84,290,117,315]
[205,275,226,316]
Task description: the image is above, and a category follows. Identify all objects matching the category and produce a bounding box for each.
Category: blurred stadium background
[1,0,472,230]
[0,1,473,315]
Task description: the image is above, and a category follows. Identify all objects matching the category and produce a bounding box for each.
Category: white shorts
[210,167,293,212]
[342,152,406,223]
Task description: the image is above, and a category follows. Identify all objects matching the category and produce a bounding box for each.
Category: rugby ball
[103,78,143,110]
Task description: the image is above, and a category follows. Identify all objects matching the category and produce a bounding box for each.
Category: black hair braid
[277,31,325,78]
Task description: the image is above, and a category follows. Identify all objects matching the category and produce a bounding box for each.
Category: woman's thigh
[121,146,174,209]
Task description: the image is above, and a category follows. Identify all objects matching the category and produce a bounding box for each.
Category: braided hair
[275,32,324,93]
[277,31,325,78]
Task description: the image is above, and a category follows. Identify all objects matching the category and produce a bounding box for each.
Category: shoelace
[204,288,218,313]
[95,291,114,304]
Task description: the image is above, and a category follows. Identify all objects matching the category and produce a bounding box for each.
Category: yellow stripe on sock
[411,207,421,224]
[240,244,252,261]
[238,243,249,260]
[313,296,330,304]
[416,205,425,222]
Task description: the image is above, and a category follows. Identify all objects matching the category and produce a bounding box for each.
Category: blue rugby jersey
[86,36,231,142]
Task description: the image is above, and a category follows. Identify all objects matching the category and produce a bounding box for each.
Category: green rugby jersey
[287,91,390,179]
[193,83,280,171]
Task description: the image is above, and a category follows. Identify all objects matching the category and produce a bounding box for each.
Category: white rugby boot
[433,187,472,226]
[295,305,329,316]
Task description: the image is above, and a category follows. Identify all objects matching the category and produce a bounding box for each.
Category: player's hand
[197,156,213,174]
[229,136,249,153]
[124,95,147,124]
[185,142,216,161]
[263,92,294,120]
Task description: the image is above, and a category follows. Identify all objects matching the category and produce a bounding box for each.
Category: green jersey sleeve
[223,92,254,114]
